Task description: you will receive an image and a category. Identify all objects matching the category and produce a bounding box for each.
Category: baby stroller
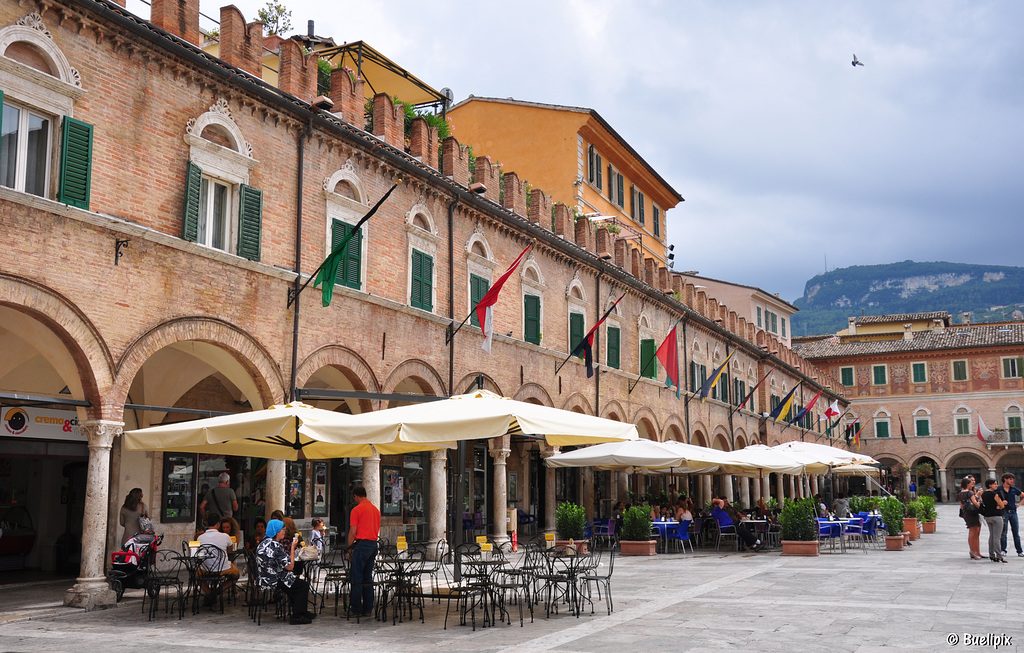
[108,533,161,601]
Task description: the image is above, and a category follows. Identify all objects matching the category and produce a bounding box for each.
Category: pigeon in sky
[852,54,865,67]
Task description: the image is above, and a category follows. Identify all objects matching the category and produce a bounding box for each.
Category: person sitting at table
[247,518,267,551]
[197,513,240,607]
[712,498,763,552]
[218,516,241,547]
[270,509,285,522]
[675,499,693,523]
[755,498,770,519]
[814,494,829,518]
[256,519,315,624]
[832,493,851,519]
[309,517,326,554]
[281,518,307,574]
[612,502,625,535]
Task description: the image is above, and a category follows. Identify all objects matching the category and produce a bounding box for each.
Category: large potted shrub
[554,501,589,553]
[919,496,937,534]
[879,496,906,551]
[903,500,922,540]
[619,505,656,556]
[778,497,819,556]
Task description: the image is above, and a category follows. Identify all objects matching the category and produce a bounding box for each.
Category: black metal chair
[142,549,185,621]
[195,544,231,613]
[581,545,615,615]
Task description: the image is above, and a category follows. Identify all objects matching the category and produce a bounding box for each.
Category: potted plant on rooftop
[619,504,656,556]
[919,496,937,534]
[879,496,906,551]
[778,497,819,556]
[554,501,589,554]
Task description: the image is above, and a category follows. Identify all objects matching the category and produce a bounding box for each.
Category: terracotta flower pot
[619,540,657,556]
[903,518,920,540]
[902,531,910,545]
[885,535,905,551]
[781,540,820,556]
[922,520,936,534]
[554,539,589,554]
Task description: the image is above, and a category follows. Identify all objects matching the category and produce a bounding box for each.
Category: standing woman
[119,487,147,546]
[959,476,983,559]
[981,478,1008,562]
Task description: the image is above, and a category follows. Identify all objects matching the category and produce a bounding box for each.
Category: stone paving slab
[1,504,1022,652]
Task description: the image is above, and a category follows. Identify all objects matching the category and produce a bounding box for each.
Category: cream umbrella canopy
[326,389,639,446]
[544,439,719,472]
[715,444,816,476]
[772,440,878,467]
[124,401,445,460]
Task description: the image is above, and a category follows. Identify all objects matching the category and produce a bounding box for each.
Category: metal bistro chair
[196,544,230,613]
[581,545,615,615]
[591,519,617,549]
[318,545,350,616]
[143,549,185,621]
[710,517,738,552]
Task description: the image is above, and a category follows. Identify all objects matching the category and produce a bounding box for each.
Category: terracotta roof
[854,311,950,325]
[794,322,1024,359]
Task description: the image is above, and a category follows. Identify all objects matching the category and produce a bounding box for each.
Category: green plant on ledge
[879,496,906,536]
[555,501,586,540]
[904,500,922,520]
[778,497,818,541]
[621,505,654,541]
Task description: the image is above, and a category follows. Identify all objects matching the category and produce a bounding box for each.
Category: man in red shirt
[347,485,381,617]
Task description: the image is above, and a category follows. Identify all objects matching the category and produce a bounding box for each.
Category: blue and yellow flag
[699,351,734,403]
[768,381,802,423]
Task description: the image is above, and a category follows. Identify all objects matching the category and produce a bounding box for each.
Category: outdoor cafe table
[171,549,210,615]
[819,518,858,553]
[652,520,678,551]
[460,557,508,627]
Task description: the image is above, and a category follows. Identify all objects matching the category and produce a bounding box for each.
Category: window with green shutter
[1002,357,1024,379]
[236,184,262,261]
[915,418,930,436]
[410,249,433,311]
[840,367,854,387]
[781,317,787,337]
[653,205,660,237]
[182,161,202,242]
[606,326,620,369]
[875,420,890,438]
[1009,416,1022,443]
[640,338,657,379]
[756,306,762,328]
[616,173,624,208]
[331,219,362,290]
[524,294,541,345]
[470,274,489,327]
[58,116,93,209]
[952,360,968,381]
[955,417,970,435]
[912,362,927,384]
[637,191,645,225]
[872,365,887,385]
[690,362,708,390]
[570,312,585,359]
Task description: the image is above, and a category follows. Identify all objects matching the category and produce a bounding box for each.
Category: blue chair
[860,515,882,549]
[817,518,842,552]
[667,519,694,554]
[591,519,616,549]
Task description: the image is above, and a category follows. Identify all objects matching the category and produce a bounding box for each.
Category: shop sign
[1,406,86,442]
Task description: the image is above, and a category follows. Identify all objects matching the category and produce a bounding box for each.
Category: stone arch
[566,277,586,302]
[406,201,438,236]
[113,317,284,411]
[465,230,494,261]
[711,429,731,452]
[734,427,748,448]
[943,448,992,470]
[630,406,661,441]
[560,392,593,415]
[993,449,1024,469]
[663,414,686,442]
[512,383,553,407]
[381,359,445,398]
[635,416,658,441]
[521,257,545,286]
[909,452,942,468]
[455,372,503,396]
[296,345,380,414]
[601,399,626,422]
[323,164,367,204]
[186,99,252,157]
[874,453,909,467]
[0,274,114,419]
[0,14,82,88]
[691,428,709,448]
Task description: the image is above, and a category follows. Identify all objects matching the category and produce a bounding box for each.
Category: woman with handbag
[119,487,148,546]
[959,476,983,560]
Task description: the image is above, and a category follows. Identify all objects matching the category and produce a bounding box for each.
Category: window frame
[955,416,971,436]
[840,366,854,387]
[640,338,657,379]
[1008,415,1023,443]
[914,416,931,437]
[911,362,928,384]
[409,248,434,311]
[0,97,51,197]
[469,273,489,327]
[874,419,890,438]
[952,359,968,382]
[872,364,888,386]
[523,293,542,345]
[652,204,660,238]
[606,324,620,370]
[1002,356,1024,379]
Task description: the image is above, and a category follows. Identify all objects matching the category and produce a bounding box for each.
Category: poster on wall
[312,461,328,517]
[1,406,86,442]
[382,466,403,516]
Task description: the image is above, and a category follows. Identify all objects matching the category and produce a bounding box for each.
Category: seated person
[197,513,240,606]
[675,499,694,523]
[711,498,763,551]
[247,517,267,551]
[256,519,316,625]
[309,517,326,554]
[832,493,851,519]
[815,494,829,518]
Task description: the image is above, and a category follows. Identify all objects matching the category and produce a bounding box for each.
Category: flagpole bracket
[287,287,299,309]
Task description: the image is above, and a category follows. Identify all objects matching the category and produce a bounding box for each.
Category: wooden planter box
[781,540,819,556]
[554,539,590,554]
[903,518,921,540]
[885,535,905,551]
[922,520,936,534]
[619,540,657,556]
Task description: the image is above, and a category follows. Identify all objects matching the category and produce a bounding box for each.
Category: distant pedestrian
[959,476,982,560]
[981,478,1008,562]
[998,473,1023,558]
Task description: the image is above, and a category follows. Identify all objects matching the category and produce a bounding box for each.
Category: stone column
[939,467,950,503]
[364,452,381,508]
[752,476,761,503]
[490,445,510,546]
[617,471,629,505]
[541,447,558,533]
[701,474,713,504]
[987,467,997,484]
[65,420,121,610]
[429,449,448,558]
[776,474,784,505]
[810,474,818,495]
[904,469,912,494]
[265,459,286,518]
[738,476,750,509]
[787,475,795,499]
[723,474,735,503]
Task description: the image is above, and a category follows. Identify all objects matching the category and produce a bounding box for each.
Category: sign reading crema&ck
[1,406,86,442]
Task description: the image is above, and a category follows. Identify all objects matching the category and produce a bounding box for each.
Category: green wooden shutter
[411,249,433,311]
[595,154,602,189]
[616,174,624,207]
[57,116,93,210]
[470,274,489,326]
[606,326,620,369]
[720,375,729,403]
[587,146,594,183]
[524,294,541,345]
[641,338,656,379]
[237,184,262,261]
[570,313,585,359]
[182,162,202,242]
[629,184,635,216]
[332,219,362,290]
[607,165,613,199]
[841,367,854,386]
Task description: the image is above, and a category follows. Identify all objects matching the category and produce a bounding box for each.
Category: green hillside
[790,260,1024,336]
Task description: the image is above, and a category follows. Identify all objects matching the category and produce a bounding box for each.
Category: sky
[129,1,1024,302]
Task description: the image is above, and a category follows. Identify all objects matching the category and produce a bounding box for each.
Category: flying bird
[852,54,864,67]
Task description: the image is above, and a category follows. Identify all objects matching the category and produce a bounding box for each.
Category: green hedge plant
[918,496,937,522]
[555,501,586,540]
[879,496,906,536]
[778,497,818,541]
[621,505,654,542]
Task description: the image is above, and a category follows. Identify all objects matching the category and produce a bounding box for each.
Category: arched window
[323,163,368,291]
[465,230,496,327]
[405,202,439,313]
[520,257,545,345]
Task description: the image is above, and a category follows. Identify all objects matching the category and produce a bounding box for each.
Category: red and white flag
[822,400,840,421]
[977,414,994,443]
[476,244,531,354]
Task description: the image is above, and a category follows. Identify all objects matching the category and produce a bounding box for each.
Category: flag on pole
[853,420,868,450]
[571,292,626,377]
[822,400,840,421]
[768,382,802,422]
[699,351,735,403]
[977,414,994,443]
[736,366,775,411]
[655,324,681,398]
[899,415,908,444]
[476,244,532,353]
[314,182,400,307]
[788,388,824,425]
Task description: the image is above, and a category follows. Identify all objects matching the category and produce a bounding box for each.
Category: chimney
[962,311,971,326]
[903,323,913,341]
[151,0,201,45]
[528,188,550,226]
[308,20,315,37]
[501,171,526,217]
[848,316,856,335]
[932,318,944,331]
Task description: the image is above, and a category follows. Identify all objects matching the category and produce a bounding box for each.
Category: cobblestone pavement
[1,503,1021,652]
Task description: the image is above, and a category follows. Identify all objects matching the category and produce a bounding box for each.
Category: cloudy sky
[130,1,1024,302]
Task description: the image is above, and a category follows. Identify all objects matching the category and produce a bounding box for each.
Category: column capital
[490,448,511,464]
[430,448,447,462]
[540,446,559,458]
[79,420,123,449]
[367,452,381,462]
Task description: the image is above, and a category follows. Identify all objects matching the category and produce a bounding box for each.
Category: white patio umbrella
[830,463,884,475]
[329,389,639,446]
[715,444,814,476]
[772,440,878,467]
[124,401,444,460]
[544,439,719,472]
